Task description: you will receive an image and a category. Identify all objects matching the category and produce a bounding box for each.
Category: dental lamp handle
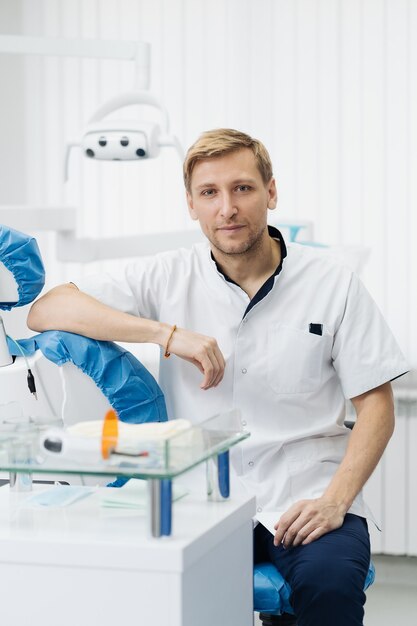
[88,91,170,134]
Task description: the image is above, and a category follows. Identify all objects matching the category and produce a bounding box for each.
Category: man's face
[186,148,277,256]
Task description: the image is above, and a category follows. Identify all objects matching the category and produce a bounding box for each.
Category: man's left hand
[273,497,346,548]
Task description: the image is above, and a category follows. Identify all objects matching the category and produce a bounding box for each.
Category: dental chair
[0,225,167,486]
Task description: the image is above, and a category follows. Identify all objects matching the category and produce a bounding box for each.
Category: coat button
[241,368,247,374]
[248,461,254,467]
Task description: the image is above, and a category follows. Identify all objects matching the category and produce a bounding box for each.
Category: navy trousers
[254,514,371,626]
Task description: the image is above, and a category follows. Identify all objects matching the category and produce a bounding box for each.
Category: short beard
[209,224,266,258]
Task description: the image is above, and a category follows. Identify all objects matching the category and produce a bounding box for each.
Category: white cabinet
[0,482,255,626]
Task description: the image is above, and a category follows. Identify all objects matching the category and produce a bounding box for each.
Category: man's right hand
[163,326,225,390]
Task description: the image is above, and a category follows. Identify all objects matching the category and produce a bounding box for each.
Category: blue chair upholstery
[0,225,45,309]
[254,563,293,615]
[8,331,168,426]
[1,225,168,488]
[254,560,375,624]
[7,331,168,488]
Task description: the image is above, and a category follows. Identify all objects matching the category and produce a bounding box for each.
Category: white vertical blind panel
[359,0,386,312]
[248,0,274,142]
[160,0,186,231]
[223,0,252,131]
[339,0,363,245]
[381,415,407,554]
[22,1,61,290]
[120,0,142,43]
[384,0,409,357]
[20,1,48,295]
[42,2,63,206]
[118,0,143,238]
[96,2,123,241]
[183,0,207,139]
[78,0,100,239]
[0,3,26,206]
[196,0,227,134]
[22,6,43,206]
[134,0,165,235]
[60,0,83,285]
[61,14,83,209]
[43,1,66,288]
[63,0,99,283]
[295,0,320,225]
[270,0,297,218]
[316,0,342,243]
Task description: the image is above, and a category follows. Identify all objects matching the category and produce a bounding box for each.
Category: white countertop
[0,470,255,573]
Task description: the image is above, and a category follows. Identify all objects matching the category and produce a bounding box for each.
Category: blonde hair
[183,128,273,192]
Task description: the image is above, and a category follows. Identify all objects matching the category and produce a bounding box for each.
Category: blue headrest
[0,225,45,310]
[7,331,168,425]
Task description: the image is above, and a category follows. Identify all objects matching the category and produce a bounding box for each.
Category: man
[28,129,408,626]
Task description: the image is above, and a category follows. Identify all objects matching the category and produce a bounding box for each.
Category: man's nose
[219,193,237,219]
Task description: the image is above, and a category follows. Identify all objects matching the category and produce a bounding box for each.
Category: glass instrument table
[0,409,249,537]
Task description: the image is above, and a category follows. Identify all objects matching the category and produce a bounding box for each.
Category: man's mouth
[217,225,245,232]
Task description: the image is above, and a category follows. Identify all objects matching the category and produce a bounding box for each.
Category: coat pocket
[267,323,331,394]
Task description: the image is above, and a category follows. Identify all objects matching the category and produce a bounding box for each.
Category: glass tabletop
[0,409,250,480]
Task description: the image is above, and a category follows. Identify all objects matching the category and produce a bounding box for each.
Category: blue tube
[160,479,172,536]
[217,451,230,498]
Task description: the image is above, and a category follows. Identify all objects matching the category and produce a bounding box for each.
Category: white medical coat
[77,240,408,522]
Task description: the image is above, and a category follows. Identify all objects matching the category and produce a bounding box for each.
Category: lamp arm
[158,134,185,161]
[64,141,80,183]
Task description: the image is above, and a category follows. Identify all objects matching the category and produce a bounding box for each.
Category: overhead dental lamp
[0,35,195,262]
[64,91,184,180]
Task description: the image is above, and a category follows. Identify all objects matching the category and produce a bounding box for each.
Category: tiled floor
[254,555,417,625]
[365,555,417,626]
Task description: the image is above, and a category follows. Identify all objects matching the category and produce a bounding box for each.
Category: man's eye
[202,189,215,196]
[236,185,251,192]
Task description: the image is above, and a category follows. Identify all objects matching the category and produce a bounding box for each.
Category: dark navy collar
[211,225,287,317]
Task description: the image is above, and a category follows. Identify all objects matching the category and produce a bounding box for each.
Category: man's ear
[187,191,198,221]
[267,178,278,211]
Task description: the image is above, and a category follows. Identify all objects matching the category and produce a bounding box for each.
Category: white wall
[1,0,416,368]
[0,0,26,205]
